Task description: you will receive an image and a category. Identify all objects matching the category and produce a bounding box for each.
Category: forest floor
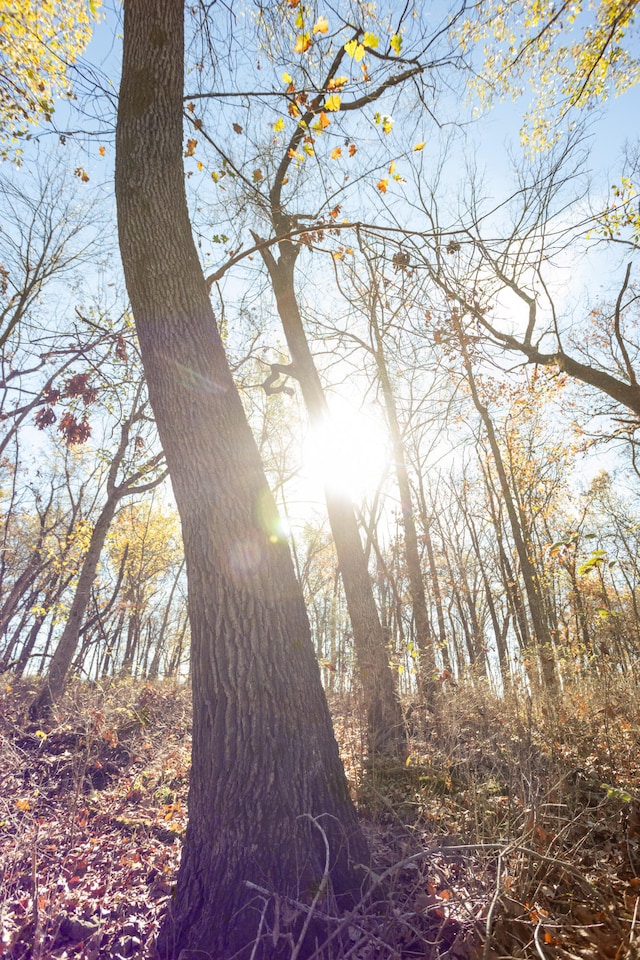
[1,672,640,959]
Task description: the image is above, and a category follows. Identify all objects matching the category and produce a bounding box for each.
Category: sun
[300,400,391,503]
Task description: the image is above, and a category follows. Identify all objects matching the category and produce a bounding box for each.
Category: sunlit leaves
[344,31,379,61]
[327,76,348,90]
[377,178,388,192]
[324,94,341,112]
[273,116,285,132]
[294,32,312,53]
[594,178,640,244]
[313,15,329,34]
[344,38,365,61]
[390,33,402,55]
[0,0,100,154]
[374,111,394,134]
[455,0,640,151]
[331,147,342,159]
[413,141,425,151]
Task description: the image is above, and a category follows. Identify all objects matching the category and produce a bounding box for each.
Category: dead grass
[1,671,639,958]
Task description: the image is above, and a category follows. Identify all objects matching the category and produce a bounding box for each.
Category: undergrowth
[1,672,639,958]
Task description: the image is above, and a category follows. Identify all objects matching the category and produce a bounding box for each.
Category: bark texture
[115,3,370,957]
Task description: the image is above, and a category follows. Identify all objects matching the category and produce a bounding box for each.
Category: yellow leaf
[389,160,396,174]
[382,116,393,134]
[294,33,311,53]
[413,141,425,151]
[16,798,31,812]
[313,15,329,34]
[363,32,379,49]
[344,38,365,61]
[282,72,293,84]
[377,178,388,193]
[331,147,342,159]
[303,143,314,156]
[327,76,348,90]
[324,94,341,112]
[197,160,203,171]
[294,8,304,28]
[273,116,285,132]
[288,148,304,160]
[390,33,402,55]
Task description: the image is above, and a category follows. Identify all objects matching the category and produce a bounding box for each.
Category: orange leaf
[318,111,331,128]
[331,147,342,159]
[294,33,312,53]
[313,15,329,34]
[232,122,243,134]
[98,145,105,156]
[348,143,357,157]
[377,178,388,193]
[184,139,197,157]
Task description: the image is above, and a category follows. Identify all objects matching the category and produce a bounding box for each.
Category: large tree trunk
[115,3,370,957]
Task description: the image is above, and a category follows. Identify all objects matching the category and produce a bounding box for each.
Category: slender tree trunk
[29,496,119,719]
[115,3,371,956]
[455,320,559,691]
[262,247,405,757]
[368,305,437,701]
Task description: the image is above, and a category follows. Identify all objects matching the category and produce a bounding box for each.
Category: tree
[455,0,640,150]
[29,380,167,719]
[115,2,370,957]
[0,1,100,155]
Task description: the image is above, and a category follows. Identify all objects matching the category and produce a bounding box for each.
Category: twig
[482,847,504,960]
[291,815,331,960]
[248,897,269,960]
[533,919,548,960]
[630,896,639,946]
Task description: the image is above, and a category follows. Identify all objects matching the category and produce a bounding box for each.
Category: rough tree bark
[115,2,370,957]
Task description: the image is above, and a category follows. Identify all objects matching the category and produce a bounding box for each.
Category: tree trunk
[115,3,370,956]
[262,247,405,758]
[455,320,559,691]
[29,496,119,719]
[369,305,437,701]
